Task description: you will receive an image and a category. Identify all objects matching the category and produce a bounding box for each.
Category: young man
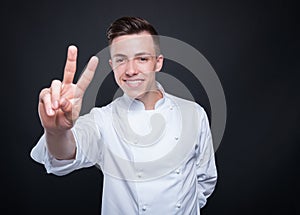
[31,17,217,214]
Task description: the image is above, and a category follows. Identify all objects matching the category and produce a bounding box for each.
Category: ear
[155,54,164,72]
[109,59,114,71]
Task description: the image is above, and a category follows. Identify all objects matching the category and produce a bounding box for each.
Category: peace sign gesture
[39,45,98,134]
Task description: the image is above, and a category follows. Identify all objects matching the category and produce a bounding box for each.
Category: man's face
[109,31,163,99]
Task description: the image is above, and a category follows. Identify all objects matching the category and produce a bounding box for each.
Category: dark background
[5,0,299,214]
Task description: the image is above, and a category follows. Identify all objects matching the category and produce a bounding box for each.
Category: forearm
[45,129,76,160]
[196,153,217,208]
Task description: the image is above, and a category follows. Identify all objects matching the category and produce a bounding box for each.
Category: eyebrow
[112,54,126,58]
[135,52,153,56]
[112,52,153,58]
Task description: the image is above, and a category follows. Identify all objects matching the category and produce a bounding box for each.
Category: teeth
[127,80,142,84]
[126,80,142,87]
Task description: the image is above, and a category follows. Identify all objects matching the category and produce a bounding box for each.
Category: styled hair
[106,16,160,55]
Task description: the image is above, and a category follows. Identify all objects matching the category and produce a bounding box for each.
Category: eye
[138,56,150,63]
[114,57,127,65]
[116,58,124,63]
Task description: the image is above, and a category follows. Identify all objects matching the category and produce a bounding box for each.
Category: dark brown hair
[106,16,160,54]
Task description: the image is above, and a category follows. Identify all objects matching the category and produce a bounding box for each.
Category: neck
[137,90,163,110]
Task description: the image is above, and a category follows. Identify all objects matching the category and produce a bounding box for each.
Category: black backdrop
[6,0,299,214]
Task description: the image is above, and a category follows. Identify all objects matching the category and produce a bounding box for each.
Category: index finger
[63,45,78,85]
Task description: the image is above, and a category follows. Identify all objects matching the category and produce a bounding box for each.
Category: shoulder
[165,93,207,118]
[90,96,124,114]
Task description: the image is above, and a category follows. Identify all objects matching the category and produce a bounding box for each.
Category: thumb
[60,97,76,122]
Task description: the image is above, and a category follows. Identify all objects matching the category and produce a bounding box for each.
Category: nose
[125,58,138,76]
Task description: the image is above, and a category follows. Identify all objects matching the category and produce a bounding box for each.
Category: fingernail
[69,45,76,54]
[60,98,66,107]
[48,109,54,115]
[53,100,58,109]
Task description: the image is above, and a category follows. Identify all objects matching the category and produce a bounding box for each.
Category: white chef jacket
[31,85,217,215]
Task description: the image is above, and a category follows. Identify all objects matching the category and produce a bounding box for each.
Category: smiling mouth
[124,79,144,88]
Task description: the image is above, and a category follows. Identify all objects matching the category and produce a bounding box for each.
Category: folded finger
[40,88,55,116]
[50,80,62,109]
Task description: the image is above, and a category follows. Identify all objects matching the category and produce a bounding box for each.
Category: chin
[120,85,144,99]
[125,91,144,99]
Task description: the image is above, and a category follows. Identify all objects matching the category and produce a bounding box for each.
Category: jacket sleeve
[30,108,103,176]
[195,107,218,208]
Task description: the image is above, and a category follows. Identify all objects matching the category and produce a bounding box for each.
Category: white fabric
[31,87,217,215]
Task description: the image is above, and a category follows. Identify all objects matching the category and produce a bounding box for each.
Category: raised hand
[38,45,99,134]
